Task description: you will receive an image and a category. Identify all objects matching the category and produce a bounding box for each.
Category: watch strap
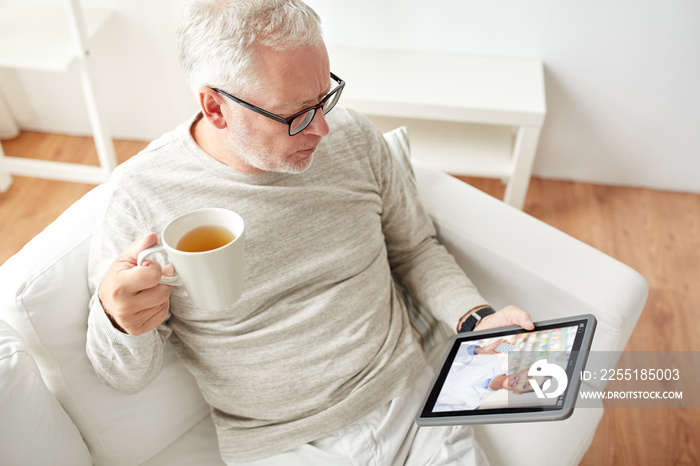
[458,306,496,333]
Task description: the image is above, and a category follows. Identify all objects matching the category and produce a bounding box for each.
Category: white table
[330,47,546,209]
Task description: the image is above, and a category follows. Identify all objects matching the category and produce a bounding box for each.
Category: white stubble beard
[224,122,314,175]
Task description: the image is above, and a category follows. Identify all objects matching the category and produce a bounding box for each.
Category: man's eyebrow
[296,84,332,108]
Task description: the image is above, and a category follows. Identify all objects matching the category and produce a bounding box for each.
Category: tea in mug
[176,225,235,253]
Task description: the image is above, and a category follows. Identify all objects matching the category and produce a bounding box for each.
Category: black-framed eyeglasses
[211,72,345,136]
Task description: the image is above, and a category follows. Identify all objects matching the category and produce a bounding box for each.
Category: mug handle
[136,244,181,286]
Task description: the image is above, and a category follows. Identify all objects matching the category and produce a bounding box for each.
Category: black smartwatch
[458,306,496,333]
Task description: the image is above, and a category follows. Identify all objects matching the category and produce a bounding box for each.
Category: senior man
[86,1,533,464]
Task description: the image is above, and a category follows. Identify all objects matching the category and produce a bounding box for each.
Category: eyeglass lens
[288,83,342,135]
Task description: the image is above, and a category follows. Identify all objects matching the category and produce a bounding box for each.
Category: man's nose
[302,110,330,137]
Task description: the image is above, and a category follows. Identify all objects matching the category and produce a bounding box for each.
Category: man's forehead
[247,48,329,109]
[260,74,331,113]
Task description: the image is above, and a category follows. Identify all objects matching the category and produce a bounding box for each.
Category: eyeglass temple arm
[210,88,288,124]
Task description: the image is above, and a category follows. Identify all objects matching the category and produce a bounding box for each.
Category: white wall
[3,0,699,193]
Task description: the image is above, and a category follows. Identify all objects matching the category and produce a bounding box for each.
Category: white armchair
[0,129,647,466]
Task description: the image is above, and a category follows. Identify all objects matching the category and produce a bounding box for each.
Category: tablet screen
[418,315,595,423]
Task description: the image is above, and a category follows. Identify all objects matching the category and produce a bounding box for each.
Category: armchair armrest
[413,161,648,356]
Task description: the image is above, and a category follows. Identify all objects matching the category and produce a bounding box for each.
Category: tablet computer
[415,314,596,426]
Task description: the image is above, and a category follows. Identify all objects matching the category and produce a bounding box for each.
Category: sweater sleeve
[362,118,488,329]
[85,182,170,394]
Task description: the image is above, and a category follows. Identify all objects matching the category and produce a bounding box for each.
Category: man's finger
[119,302,170,336]
[111,233,167,293]
[520,316,535,331]
[129,278,174,311]
[139,304,171,333]
[117,259,165,294]
[513,309,534,330]
[117,233,160,267]
[162,264,175,277]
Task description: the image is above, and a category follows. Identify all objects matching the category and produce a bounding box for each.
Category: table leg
[504,126,541,209]
[0,143,14,192]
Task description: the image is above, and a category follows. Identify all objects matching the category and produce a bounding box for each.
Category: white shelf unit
[330,47,546,209]
[0,0,117,192]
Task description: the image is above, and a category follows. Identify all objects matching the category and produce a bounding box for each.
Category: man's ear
[198,87,228,129]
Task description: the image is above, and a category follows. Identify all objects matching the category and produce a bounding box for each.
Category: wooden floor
[1,131,698,465]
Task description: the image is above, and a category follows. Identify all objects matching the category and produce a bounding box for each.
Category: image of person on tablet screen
[434,339,550,412]
[84,0,535,464]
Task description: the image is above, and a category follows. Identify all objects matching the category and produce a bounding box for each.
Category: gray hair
[177,0,323,97]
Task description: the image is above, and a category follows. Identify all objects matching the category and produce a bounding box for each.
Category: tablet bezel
[415,314,597,426]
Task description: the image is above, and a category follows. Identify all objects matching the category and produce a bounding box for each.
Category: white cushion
[0,320,92,466]
[142,416,225,466]
[0,186,212,465]
[382,125,415,184]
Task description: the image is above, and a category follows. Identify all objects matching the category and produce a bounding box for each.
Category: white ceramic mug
[137,208,245,311]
